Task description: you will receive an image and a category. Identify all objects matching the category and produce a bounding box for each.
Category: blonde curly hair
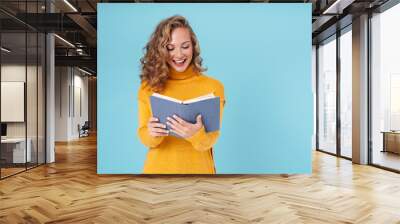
[140,15,206,92]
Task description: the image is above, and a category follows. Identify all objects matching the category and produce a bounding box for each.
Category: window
[318,36,337,154]
[339,28,352,158]
[371,3,400,171]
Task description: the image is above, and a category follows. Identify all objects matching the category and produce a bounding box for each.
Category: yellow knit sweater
[137,65,225,174]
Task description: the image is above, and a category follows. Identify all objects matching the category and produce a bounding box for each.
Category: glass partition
[317,36,337,155]
[0,1,46,179]
[38,32,45,165]
[27,31,38,169]
[339,28,352,158]
[1,31,28,177]
[371,4,400,171]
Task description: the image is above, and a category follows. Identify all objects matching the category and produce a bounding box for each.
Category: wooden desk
[381,131,400,154]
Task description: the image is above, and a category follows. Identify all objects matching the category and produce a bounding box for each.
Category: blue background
[98,3,312,174]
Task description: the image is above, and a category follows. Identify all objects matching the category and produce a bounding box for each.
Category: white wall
[72,73,89,138]
[55,67,89,141]
[1,65,26,132]
[55,66,70,141]
[1,65,40,138]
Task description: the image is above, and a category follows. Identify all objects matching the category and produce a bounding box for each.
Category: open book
[150,93,220,137]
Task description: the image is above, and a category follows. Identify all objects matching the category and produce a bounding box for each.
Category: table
[381,131,400,154]
[1,138,32,163]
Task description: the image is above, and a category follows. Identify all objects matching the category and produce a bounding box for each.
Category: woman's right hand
[148,117,169,137]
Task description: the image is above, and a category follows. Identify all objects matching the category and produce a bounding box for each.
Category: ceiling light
[63,0,78,12]
[1,47,11,53]
[78,67,93,76]
[323,0,341,14]
[54,34,75,48]
[76,48,84,55]
[323,0,354,14]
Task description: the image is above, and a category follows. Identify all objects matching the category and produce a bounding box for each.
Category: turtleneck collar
[168,65,198,80]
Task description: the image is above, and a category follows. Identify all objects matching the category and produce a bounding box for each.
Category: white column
[46,33,55,163]
[45,1,55,163]
[352,14,369,164]
[312,45,317,150]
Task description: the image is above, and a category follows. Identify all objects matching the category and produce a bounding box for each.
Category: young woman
[137,15,225,174]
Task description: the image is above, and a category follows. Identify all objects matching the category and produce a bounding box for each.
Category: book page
[152,93,215,104]
[152,93,182,104]
[183,93,215,104]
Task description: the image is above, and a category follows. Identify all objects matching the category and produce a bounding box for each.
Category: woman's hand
[166,114,203,138]
[148,117,169,137]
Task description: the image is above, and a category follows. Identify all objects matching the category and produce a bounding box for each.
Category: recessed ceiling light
[63,0,78,12]
[78,67,93,76]
[54,34,75,48]
[1,47,11,53]
[323,0,354,14]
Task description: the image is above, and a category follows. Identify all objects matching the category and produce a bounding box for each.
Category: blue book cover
[150,93,220,138]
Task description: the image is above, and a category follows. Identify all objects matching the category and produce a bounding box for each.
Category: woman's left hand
[166,114,203,138]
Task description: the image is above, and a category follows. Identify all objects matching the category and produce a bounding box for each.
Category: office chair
[79,121,90,138]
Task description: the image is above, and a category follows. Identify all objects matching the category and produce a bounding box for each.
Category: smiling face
[166,27,193,72]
